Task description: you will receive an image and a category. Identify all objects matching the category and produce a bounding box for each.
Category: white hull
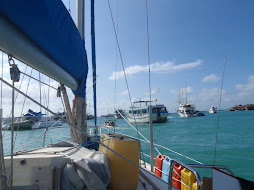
[127,113,168,123]
[177,103,196,117]
[209,106,217,113]
[178,112,196,117]
[32,120,62,129]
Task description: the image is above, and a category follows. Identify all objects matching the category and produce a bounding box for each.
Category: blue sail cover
[0,0,88,98]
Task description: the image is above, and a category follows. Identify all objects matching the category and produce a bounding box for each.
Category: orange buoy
[173,163,183,190]
[154,154,165,177]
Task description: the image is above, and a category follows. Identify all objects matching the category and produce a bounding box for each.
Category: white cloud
[235,75,254,92]
[145,88,160,95]
[191,88,227,111]
[202,74,220,83]
[121,90,129,95]
[109,60,203,80]
[169,86,193,95]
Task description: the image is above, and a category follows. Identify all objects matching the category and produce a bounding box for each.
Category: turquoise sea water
[2,110,254,181]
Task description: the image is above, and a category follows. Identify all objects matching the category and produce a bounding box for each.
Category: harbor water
[2,110,254,181]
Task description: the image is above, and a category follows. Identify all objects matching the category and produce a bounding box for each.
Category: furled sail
[0,0,88,98]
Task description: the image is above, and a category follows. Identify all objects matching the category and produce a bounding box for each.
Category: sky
[1,0,254,117]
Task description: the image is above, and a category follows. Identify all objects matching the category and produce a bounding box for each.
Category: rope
[214,56,227,165]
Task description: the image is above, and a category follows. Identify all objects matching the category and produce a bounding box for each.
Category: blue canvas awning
[0,0,88,98]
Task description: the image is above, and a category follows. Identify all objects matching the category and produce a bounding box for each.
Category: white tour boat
[177,103,197,117]
[209,106,218,113]
[127,101,169,123]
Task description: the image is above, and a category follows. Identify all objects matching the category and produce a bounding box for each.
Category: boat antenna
[214,56,227,165]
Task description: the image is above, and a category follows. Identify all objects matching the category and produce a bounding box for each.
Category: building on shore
[229,104,254,111]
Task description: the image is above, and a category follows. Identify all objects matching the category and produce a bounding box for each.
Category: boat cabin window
[142,109,147,114]
[160,107,167,112]
[129,110,132,114]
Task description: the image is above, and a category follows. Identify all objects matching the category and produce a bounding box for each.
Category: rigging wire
[13,69,33,148]
[116,132,203,164]
[0,52,2,105]
[106,0,133,110]
[41,75,49,113]
[4,67,57,137]
[100,86,163,158]
[213,56,227,165]
[145,0,152,105]
[145,0,155,171]
[20,71,57,90]
[113,0,118,119]
[8,56,15,188]
[0,52,5,187]
[43,77,50,147]
[3,63,29,138]
[107,0,147,165]
[18,117,65,151]
[7,66,28,117]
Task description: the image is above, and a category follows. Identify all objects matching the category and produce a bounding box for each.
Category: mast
[185,82,188,104]
[77,0,85,40]
[91,0,97,125]
[178,86,181,104]
[61,0,87,143]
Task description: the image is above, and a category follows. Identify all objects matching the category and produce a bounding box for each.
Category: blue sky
[1,0,254,117]
[83,0,254,114]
